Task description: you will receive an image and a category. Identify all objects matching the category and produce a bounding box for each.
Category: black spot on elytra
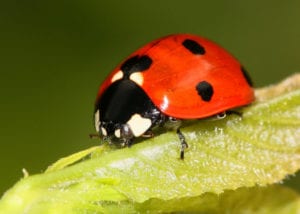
[241,66,253,87]
[120,55,152,78]
[182,39,205,55]
[196,81,214,102]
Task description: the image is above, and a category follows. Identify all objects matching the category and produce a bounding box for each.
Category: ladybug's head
[94,78,160,144]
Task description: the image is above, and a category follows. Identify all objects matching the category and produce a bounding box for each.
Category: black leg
[216,110,243,120]
[176,129,188,160]
[126,139,133,147]
[226,110,243,117]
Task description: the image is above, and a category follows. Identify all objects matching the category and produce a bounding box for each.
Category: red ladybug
[94,34,254,159]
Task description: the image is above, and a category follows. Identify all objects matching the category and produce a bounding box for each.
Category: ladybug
[94,34,254,159]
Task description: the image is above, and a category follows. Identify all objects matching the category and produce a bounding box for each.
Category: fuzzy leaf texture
[1,74,300,213]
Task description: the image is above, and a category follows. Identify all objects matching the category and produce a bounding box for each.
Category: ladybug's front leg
[142,130,154,138]
[176,129,188,160]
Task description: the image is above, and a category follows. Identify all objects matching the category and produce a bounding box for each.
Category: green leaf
[1,74,300,213]
[133,185,300,214]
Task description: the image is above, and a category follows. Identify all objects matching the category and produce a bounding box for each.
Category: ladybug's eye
[119,124,133,139]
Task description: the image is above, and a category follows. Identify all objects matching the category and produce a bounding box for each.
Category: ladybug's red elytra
[94,34,254,159]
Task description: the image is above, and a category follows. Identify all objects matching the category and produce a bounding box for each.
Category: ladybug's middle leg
[176,129,188,160]
[216,110,242,119]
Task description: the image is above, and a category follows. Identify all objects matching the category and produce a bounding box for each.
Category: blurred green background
[1,1,299,195]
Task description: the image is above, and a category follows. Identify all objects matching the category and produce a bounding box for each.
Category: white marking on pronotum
[111,70,124,83]
[129,72,144,86]
[94,109,100,132]
[101,127,107,136]
[127,114,151,137]
[114,129,121,138]
[160,95,169,111]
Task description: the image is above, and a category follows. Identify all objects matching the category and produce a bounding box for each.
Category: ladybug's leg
[226,110,243,117]
[176,129,188,160]
[120,136,133,147]
[142,130,154,138]
[216,112,227,119]
[216,110,242,119]
[164,117,187,159]
[126,139,133,147]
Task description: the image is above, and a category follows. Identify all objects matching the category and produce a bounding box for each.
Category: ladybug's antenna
[89,133,101,139]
